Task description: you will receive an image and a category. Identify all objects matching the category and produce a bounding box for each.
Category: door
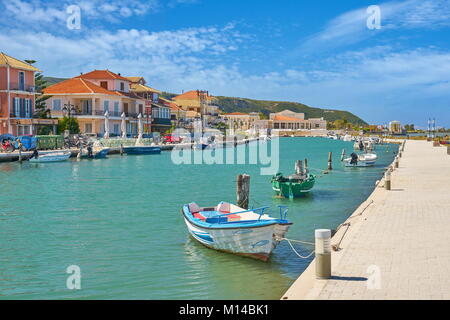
[124,103,129,115]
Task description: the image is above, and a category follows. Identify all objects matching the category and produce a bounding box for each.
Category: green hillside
[162,93,367,126]
[43,77,68,86]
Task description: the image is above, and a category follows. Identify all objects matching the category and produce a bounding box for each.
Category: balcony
[10,113,32,119]
[9,82,35,93]
[152,117,172,126]
[94,110,122,117]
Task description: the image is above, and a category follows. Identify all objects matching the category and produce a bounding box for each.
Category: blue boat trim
[182,205,292,230]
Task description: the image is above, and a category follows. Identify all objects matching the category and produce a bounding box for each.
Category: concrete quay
[282,140,450,300]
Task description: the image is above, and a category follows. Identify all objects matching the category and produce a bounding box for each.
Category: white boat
[29,151,72,163]
[182,202,292,261]
[342,134,353,142]
[344,152,377,167]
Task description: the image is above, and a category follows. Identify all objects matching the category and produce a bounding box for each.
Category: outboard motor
[87,145,93,158]
[350,152,358,165]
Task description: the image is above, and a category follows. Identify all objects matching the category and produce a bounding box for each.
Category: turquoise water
[0,138,397,300]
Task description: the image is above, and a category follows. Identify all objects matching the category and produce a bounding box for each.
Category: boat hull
[271,175,316,198]
[124,146,161,155]
[184,218,291,261]
[29,152,71,163]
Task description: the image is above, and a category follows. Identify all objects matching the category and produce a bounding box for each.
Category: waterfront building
[172,90,214,114]
[159,97,187,125]
[219,112,261,131]
[125,76,171,133]
[270,110,327,131]
[44,70,150,136]
[389,120,403,135]
[0,52,58,135]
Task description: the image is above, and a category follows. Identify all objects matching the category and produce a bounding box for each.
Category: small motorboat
[344,152,377,167]
[182,202,292,261]
[271,172,316,198]
[29,151,72,163]
[81,146,110,159]
[123,146,161,155]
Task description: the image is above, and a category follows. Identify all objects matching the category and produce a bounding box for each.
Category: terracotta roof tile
[0,52,41,72]
[43,78,116,95]
[76,70,130,81]
[273,115,304,122]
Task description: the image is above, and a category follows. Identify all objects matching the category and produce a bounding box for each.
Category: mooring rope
[282,238,315,259]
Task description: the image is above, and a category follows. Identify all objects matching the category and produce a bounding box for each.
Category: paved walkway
[283,140,450,300]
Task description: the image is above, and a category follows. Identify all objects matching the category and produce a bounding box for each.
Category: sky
[1,0,449,127]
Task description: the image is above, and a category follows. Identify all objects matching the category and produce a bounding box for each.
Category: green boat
[271,172,316,199]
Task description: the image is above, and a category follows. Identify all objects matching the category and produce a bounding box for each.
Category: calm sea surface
[0,138,398,300]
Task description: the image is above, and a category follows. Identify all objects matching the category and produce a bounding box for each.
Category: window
[19,72,25,91]
[85,123,92,133]
[114,102,119,114]
[100,81,108,90]
[14,98,20,116]
[138,104,143,115]
[53,99,61,111]
[114,124,119,134]
[120,82,125,91]
[103,100,109,112]
[25,99,31,118]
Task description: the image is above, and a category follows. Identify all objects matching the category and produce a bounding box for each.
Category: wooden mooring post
[120,144,124,156]
[18,140,22,163]
[328,152,333,170]
[340,149,346,161]
[447,145,450,155]
[237,174,250,210]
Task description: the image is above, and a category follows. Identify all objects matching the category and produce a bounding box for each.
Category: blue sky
[1,0,449,127]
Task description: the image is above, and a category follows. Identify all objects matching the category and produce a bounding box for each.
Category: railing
[10,113,32,119]
[152,117,171,126]
[9,82,35,93]
[94,110,122,117]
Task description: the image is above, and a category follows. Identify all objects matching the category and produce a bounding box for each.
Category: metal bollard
[315,229,332,279]
[385,170,391,190]
[394,157,399,168]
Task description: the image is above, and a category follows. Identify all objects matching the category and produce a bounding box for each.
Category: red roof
[273,115,303,122]
[43,78,117,95]
[76,70,130,82]
[173,90,212,101]
[223,112,248,116]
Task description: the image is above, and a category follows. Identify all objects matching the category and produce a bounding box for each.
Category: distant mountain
[43,77,67,86]
[162,92,367,126]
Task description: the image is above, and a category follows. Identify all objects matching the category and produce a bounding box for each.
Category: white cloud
[300,0,450,51]
[0,0,158,29]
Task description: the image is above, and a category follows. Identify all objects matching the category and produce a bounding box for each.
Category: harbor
[282,140,450,300]
[0,137,400,299]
